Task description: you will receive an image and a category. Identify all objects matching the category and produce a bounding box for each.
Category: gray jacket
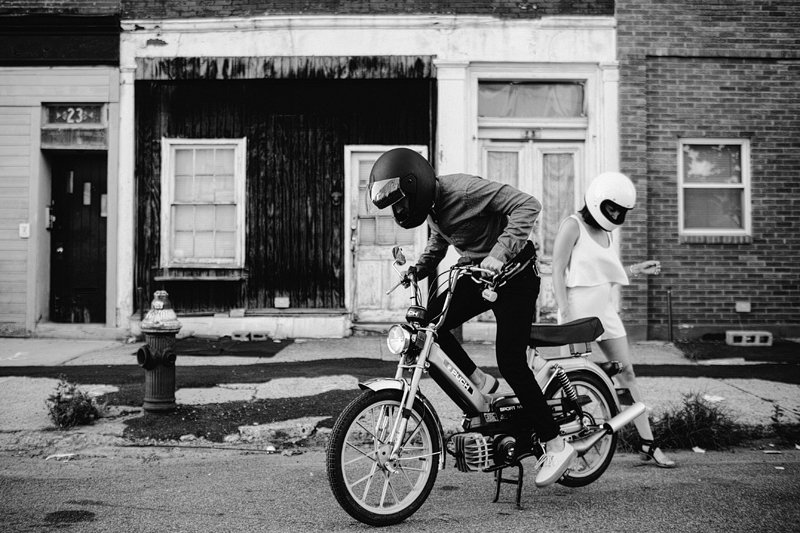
[416,173,541,273]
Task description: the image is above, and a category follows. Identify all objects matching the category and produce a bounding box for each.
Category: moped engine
[447,432,494,472]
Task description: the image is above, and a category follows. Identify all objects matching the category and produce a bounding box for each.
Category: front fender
[359,378,446,471]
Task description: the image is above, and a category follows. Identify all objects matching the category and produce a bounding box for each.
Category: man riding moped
[368,147,576,487]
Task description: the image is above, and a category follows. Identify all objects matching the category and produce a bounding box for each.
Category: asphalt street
[1,446,798,532]
[0,336,798,532]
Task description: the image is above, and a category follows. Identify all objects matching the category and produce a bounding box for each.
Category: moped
[326,246,646,526]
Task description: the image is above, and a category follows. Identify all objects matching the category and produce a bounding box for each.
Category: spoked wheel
[326,389,440,526]
[546,371,619,487]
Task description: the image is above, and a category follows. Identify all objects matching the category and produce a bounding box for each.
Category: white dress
[561,215,629,341]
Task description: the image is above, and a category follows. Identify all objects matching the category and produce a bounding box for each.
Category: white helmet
[585,171,637,231]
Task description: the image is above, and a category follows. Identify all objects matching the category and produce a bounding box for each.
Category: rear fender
[359,378,446,470]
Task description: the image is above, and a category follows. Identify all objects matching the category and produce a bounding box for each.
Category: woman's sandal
[639,439,676,468]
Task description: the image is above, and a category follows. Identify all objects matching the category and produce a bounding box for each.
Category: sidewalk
[1,335,798,443]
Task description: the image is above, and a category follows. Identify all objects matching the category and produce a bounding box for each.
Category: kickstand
[492,463,524,509]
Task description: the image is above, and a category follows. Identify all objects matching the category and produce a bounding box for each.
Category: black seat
[528,317,604,348]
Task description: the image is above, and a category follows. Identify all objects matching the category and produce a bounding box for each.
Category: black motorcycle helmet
[368,148,436,229]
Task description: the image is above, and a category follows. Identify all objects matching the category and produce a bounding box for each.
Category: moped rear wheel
[326,389,440,526]
[546,371,618,487]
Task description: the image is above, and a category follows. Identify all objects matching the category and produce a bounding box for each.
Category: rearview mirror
[391,246,406,266]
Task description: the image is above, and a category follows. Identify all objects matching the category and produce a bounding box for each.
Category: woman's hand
[556,304,569,324]
[630,260,661,277]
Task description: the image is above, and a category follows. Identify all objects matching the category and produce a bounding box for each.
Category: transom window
[160,138,246,267]
[678,139,751,237]
[478,82,585,118]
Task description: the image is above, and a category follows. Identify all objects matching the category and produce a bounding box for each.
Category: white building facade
[117,14,619,338]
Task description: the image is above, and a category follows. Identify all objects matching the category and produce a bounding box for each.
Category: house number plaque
[41,104,107,150]
[45,104,104,125]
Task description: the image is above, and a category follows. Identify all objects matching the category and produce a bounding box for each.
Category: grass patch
[617,392,800,452]
[101,383,145,407]
[674,336,799,363]
[122,389,360,443]
[769,405,800,445]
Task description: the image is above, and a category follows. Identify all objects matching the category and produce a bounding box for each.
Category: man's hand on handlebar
[479,256,504,279]
[406,265,428,279]
[405,264,428,283]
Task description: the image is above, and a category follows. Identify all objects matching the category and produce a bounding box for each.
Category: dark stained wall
[135,78,434,314]
[0,1,119,14]
[0,15,120,65]
[121,0,613,19]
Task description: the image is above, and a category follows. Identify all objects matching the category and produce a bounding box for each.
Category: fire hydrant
[136,290,182,413]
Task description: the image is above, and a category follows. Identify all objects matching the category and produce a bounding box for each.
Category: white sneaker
[534,441,576,487]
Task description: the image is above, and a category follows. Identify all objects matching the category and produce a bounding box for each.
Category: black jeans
[427,264,559,442]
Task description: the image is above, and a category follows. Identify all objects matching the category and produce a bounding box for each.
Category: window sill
[679,234,752,245]
[152,267,248,281]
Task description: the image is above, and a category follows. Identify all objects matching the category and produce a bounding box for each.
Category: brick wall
[617,0,800,339]
[119,0,613,19]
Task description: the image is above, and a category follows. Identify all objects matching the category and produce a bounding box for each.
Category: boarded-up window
[161,139,246,267]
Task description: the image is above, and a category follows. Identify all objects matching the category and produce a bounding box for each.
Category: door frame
[47,152,109,324]
[33,146,118,330]
[343,145,428,318]
[478,140,586,321]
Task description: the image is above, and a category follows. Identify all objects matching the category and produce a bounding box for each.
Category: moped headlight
[386,325,411,355]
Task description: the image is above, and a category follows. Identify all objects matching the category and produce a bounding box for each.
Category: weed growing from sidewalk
[46,375,100,429]
[617,392,749,451]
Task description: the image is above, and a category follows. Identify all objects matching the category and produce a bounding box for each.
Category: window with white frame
[678,139,750,236]
[160,138,246,267]
[478,81,585,118]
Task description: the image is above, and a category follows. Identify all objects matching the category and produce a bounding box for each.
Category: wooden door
[481,141,583,321]
[345,145,428,324]
[49,153,107,323]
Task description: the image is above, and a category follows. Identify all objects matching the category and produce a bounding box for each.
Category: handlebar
[460,265,502,285]
[386,244,536,329]
[385,264,500,295]
[385,276,408,295]
[385,263,509,318]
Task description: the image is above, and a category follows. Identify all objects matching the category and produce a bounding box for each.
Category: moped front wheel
[326,389,440,526]
[546,371,618,487]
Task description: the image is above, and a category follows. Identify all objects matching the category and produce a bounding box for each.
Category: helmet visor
[600,200,630,226]
[369,177,406,210]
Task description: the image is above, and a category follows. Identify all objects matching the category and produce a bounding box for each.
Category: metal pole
[667,287,674,343]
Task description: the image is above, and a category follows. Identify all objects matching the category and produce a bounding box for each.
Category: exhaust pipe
[603,402,646,433]
[571,402,646,454]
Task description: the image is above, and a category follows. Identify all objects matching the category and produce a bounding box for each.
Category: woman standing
[552,171,675,468]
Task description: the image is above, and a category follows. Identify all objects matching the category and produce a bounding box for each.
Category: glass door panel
[480,141,583,322]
